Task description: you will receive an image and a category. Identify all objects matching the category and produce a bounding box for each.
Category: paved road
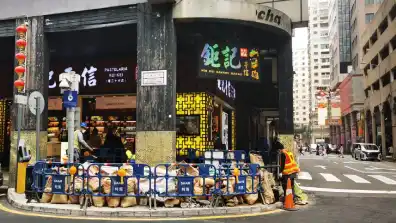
[298,153,396,196]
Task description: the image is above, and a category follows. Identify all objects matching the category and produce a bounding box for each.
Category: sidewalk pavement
[6,189,283,218]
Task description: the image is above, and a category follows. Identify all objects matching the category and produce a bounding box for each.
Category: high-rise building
[293,28,310,129]
[329,0,383,151]
[308,0,331,143]
[329,0,352,89]
[361,0,396,156]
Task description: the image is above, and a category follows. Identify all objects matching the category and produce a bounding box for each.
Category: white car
[310,144,317,153]
[352,143,381,161]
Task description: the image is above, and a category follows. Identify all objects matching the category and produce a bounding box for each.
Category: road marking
[300,186,396,194]
[0,203,282,221]
[334,162,338,164]
[298,171,312,180]
[344,166,395,174]
[365,166,396,171]
[320,173,341,182]
[343,174,370,184]
[315,165,327,170]
[368,175,396,185]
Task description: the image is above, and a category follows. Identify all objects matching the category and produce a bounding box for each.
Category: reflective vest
[281,149,300,175]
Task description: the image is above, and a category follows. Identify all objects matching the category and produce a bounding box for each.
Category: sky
[292,27,309,49]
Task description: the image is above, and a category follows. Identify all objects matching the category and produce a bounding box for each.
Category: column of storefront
[392,99,396,159]
[340,117,345,147]
[380,105,386,157]
[135,3,177,166]
[9,17,48,188]
[364,110,369,143]
[343,115,350,153]
[351,112,357,143]
[371,112,376,144]
[335,125,340,145]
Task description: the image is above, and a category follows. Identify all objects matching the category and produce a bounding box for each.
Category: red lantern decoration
[14,66,26,77]
[15,53,26,65]
[16,25,28,35]
[16,39,27,50]
[14,79,25,92]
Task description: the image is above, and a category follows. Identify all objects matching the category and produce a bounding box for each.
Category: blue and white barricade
[153,163,216,209]
[217,163,260,197]
[31,161,85,202]
[85,163,152,208]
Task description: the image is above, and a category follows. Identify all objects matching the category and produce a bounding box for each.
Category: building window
[365,13,375,24]
[314,45,318,48]
[314,80,319,83]
[321,44,329,49]
[314,73,319,76]
[313,24,318,27]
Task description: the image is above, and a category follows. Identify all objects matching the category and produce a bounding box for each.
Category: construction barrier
[29,159,280,209]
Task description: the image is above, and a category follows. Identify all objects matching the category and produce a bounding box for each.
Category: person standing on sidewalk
[73,122,94,163]
[277,141,300,201]
[338,144,344,158]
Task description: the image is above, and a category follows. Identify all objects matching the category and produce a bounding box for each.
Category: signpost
[28,91,45,161]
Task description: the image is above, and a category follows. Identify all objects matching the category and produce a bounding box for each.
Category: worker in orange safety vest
[274,140,300,200]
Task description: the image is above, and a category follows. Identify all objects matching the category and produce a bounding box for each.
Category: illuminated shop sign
[217,79,236,100]
[48,60,136,95]
[199,43,260,82]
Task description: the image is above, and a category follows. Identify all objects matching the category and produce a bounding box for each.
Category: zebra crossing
[298,171,396,185]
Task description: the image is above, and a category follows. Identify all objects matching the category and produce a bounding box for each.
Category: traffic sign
[63,90,77,108]
[28,91,45,115]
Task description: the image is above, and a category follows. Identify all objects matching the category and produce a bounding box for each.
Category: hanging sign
[63,90,77,108]
[199,42,260,82]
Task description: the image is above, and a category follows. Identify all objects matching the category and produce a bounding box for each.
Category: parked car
[352,143,381,161]
[327,144,337,154]
[310,144,317,153]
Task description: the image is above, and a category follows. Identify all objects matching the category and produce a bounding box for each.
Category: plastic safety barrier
[29,160,280,208]
[32,161,86,204]
[153,163,216,208]
[85,163,152,208]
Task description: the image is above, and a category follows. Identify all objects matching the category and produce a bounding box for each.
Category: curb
[7,189,283,218]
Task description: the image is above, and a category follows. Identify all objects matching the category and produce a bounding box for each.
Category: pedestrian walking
[338,144,344,158]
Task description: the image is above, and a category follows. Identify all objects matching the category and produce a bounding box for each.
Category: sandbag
[249,153,265,166]
[92,195,105,207]
[243,194,258,205]
[68,177,84,204]
[196,177,215,187]
[88,177,100,192]
[106,197,121,208]
[40,176,53,203]
[68,195,79,204]
[101,177,112,194]
[51,194,68,204]
[127,177,137,193]
[120,195,137,208]
[260,170,275,204]
[243,176,259,205]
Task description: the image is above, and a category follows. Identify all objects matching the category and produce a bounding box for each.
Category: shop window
[176,115,200,135]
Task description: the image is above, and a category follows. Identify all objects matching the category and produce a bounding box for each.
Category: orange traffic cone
[283,178,298,211]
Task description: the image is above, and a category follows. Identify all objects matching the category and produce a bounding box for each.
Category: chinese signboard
[199,43,260,82]
[217,79,236,100]
[178,177,194,196]
[48,59,136,96]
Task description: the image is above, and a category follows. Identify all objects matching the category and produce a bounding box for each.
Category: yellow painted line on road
[0,203,282,221]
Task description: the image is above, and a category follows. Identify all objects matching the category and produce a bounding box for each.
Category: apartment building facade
[293,39,311,129]
[308,0,331,143]
[362,0,396,157]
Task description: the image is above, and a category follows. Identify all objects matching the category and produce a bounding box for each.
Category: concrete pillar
[372,113,377,145]
[380,107,387,157]
[9,17,48,188]
[340,117,345,146]
[364,111,369,143]
[135,3,177,166]
[351,112,357,143]
[336,125,340,145]
[278,36,293,134]
[392,101,396,160]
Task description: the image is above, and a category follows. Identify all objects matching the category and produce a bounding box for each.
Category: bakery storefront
[45,22,138,159]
